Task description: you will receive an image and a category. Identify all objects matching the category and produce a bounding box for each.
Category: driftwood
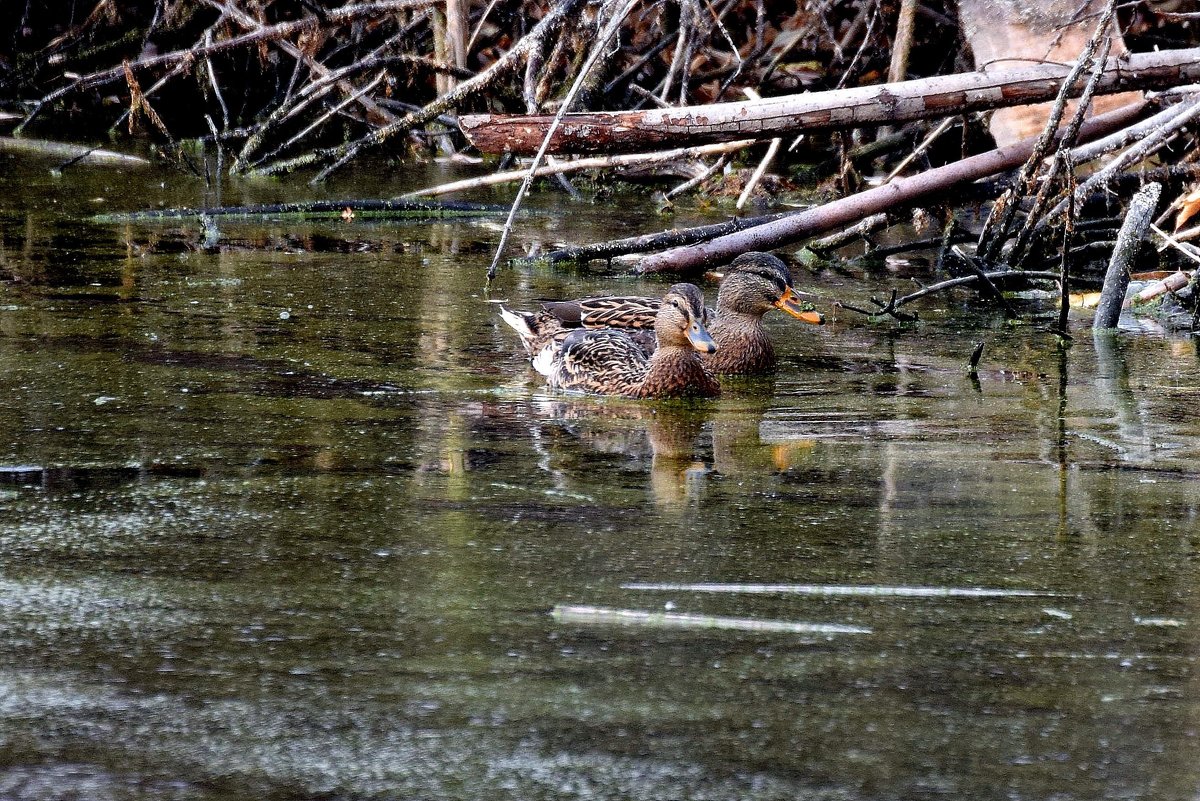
[633,100,1147,275]
[459,47,1200,156]
[1094,182,1162,329]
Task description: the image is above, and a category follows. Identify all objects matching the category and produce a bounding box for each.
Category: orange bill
[774,285,825,325]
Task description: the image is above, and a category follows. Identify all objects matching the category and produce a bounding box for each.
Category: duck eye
[670,300,681,309]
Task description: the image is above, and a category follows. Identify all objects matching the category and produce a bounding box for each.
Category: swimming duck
[503,252,822,375]
[502,283,720,399]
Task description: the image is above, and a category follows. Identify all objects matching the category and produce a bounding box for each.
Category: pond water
[2,149,1200,801]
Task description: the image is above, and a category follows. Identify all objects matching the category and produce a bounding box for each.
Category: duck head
[657,283,717,354]
[718,252,824,324]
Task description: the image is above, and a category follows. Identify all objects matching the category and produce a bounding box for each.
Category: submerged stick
[551,605,872,635]
[91,198,507,223]
[1094,182,1162,329]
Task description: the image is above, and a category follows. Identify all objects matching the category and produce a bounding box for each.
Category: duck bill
[775,286,825,325]
[686,319,718,354]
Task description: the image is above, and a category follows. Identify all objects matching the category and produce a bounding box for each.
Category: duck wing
[541,296,661,330]
[542,329,648,396]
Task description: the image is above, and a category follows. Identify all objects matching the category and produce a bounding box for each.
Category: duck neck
[707,311,774,374]
[634,345,720,399]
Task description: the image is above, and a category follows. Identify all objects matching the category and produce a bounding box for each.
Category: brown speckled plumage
[501,252,820,377]
[504,284,720,399]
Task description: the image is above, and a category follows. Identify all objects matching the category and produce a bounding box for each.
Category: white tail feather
[498,305,532,338]
[530,343,557,377]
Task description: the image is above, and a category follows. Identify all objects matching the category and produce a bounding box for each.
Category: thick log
[460,47,1200,155]
[635,101,1147,275]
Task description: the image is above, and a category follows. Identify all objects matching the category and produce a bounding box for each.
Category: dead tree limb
[634,100,1147,275]
[1094,182,1163,329]
[459,47,1200,155]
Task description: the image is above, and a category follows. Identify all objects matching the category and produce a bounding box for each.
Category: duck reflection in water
[526,397,710,508]
[523,396,818,508]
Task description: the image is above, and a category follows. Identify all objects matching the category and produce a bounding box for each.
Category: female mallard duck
[503,283,721,399]
[502,252,822,375]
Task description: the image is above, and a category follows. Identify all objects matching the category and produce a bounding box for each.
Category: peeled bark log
[460,47,1200,155]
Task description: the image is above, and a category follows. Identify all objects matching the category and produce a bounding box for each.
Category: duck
[502,283,721,399]
[502,252,823,376]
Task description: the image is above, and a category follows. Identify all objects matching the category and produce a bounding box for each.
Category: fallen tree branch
[459,46,1200,155]
[634,100,1147,274]
[837,269,1063,319]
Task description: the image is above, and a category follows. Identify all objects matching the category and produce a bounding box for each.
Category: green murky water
[2,149,1200,801]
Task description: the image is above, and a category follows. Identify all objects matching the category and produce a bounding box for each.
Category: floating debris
[622,583,1063,598]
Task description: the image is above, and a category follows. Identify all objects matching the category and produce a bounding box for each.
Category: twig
[976,0,1116,261]
[806,213,890,254]
[735,88,779,210]
[486,0,643,281]
[1150,225,1200,267]
[883,117,957,183]
[665,153,732,198]
[404,140,753,198]
[948,246,1019,318]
